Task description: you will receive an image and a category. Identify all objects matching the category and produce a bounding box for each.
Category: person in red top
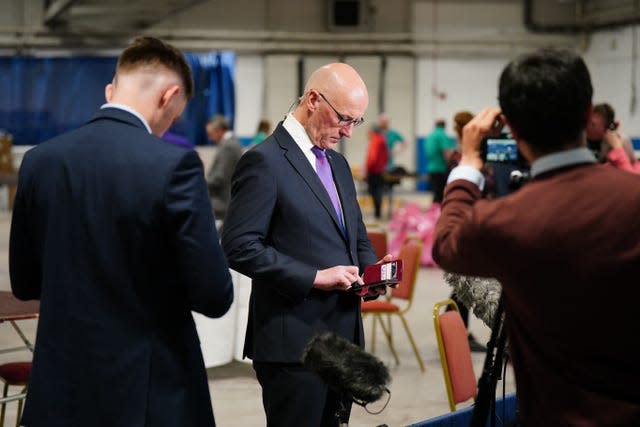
[604,128,640,174]
[365,125,389,220]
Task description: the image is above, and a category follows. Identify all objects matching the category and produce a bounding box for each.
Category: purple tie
[311,146,345,231]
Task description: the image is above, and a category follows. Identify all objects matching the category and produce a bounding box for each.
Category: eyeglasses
[317,92,365,128]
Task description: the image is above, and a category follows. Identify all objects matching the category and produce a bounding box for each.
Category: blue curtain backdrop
[0,52,235,146]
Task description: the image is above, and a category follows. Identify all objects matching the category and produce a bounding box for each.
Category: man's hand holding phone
[354,254,396,298]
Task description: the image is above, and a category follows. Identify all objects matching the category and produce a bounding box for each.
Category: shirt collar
[530,147,597,178]
[221,130,234,143]
[283,113,315,153]
[101,103,152,134]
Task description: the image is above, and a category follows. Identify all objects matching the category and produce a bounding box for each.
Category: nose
[339,123,354,138]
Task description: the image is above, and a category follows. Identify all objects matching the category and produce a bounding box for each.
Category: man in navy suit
[222,63,389,427]
[9,37,233,427]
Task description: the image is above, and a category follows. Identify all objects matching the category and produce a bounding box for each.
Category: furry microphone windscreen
[301,332,391,404]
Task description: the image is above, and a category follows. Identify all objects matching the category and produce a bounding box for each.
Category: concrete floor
[0,194,516,427]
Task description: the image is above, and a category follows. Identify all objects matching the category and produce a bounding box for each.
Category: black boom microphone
[302,332,391,406]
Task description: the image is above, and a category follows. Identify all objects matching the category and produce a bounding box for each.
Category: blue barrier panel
[407,393,517,427]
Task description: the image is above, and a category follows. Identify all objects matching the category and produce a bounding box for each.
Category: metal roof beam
[43,0,79,25]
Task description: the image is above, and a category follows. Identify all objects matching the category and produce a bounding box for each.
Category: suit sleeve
[9,154,42,301]
[165,150,234,318]
[432,179,502,277]
[207,144,238,192]
[221,149,317,304]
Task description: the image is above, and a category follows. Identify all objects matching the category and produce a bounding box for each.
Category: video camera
[480,133,530,196]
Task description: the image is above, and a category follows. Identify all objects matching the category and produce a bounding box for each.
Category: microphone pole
[471,294,507,427]
[337,396,349,427]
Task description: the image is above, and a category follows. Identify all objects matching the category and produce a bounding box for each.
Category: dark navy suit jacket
[221,122,377,363]
[10,107,233,427]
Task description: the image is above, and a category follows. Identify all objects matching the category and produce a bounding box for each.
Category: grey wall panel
[264,54,299,129]
[235,55,265,138]
[383,56,415,173]
[342,55,382,167]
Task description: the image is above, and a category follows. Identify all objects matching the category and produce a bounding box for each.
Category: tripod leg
[471,296,506,427]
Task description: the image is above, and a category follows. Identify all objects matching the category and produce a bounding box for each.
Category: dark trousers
[367,173,385,219]
[429,172,448,204]
[253,362,352,427]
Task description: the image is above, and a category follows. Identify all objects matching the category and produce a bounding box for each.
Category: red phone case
[351,260,403,291]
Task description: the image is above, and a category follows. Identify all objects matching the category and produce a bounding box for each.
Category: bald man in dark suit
[222,63,389,427]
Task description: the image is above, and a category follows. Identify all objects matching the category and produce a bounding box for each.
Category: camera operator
[433,49,640,426]
[586,103,636,165]
[603,127,640,174]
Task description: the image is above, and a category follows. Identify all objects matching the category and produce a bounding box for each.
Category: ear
[159,85,181,109]
[105,83,114,102]
[584,102,593,127]
[305,90,320,111]
[503,116,520,141]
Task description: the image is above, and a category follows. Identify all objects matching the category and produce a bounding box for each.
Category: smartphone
[351,260,403,291]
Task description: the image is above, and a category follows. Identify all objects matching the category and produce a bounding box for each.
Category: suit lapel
[274,126,347,239]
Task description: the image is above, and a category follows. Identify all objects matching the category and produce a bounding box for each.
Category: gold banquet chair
[366,229,388,260]
[433,299,477,411]
[361,236,425,372]
[0,361,31,427]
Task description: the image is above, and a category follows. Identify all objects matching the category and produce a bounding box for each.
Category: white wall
[235,55,265,138]
[263,55,299,132]
[383,56,415,171]
[584,25,640,137]
[415,56,509,136]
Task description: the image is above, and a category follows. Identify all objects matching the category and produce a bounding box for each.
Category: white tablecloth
[193,269,252,367]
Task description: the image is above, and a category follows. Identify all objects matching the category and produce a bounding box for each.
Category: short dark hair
[593,103,615,128]
[499,49,592,154]
[257,119,271,134]
[453,111,474,137]
[117,36,194,99]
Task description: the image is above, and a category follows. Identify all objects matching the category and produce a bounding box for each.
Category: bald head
[294,63,369,150]
[304,63,368,103]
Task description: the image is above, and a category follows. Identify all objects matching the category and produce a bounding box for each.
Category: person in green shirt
[378,113,406,171]
[249,119,272,146]
[423,119,455,203]
[378,113,407,218]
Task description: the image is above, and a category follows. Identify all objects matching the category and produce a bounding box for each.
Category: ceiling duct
[525,0,640,33]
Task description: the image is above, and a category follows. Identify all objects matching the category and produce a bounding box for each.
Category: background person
[365,124,389,220]
[603,127,640,173]
[221,62,388,427]
[205,114,244,222]
[378,112,406,219]
[586,102,636,164]
[9,36,234,427]
[378,112,406,171]
[250,118,272,146]
[444,109,486,352]
[433,48,640,425]
[423,118,455,204]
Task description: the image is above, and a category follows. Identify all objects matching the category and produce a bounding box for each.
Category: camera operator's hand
[460,107,504,170]
[604,129,624,149]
